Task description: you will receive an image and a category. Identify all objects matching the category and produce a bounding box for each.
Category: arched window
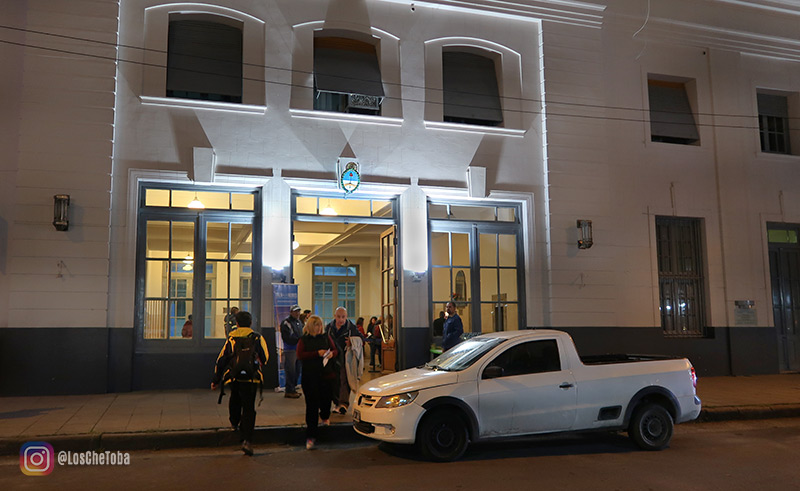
[313,35,384,115]
[167,15,243,103]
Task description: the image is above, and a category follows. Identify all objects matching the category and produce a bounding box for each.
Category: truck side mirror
[483,365,504,379]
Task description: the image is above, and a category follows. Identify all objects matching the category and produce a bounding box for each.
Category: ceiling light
[292,240,300,250]
[188,193,205,209]
[341,257,349,267]
[320,199,337,216]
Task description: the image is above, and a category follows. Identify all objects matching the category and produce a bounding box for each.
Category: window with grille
[656,217,707,336]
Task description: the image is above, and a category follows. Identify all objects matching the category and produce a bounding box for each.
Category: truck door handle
[559,382,574,389]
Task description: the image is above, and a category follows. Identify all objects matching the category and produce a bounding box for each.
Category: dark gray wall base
[399,326,430,370]
[0,328,110,396]
[557,326,779,377]
[0,325,779,395]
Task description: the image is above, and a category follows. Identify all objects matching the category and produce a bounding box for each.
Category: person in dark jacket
[211,311,268,456]
[442,301,464,352]
[366,316,381,370]
[280,304,304,398]
[325,307,364,414]
[296,315,338,450]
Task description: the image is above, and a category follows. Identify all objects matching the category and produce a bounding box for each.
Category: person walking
[442,301,464,352]
[211,311,268,456]
[280,304,304,398]
[325,307,363,414]
[296,315,338,450]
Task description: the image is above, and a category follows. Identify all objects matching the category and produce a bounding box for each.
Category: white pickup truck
[353,329,701,461]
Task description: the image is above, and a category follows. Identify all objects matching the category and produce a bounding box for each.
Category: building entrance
[768,223,800,372]
[292,194,397,370]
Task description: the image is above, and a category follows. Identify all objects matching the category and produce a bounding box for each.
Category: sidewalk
[1,373,799,455]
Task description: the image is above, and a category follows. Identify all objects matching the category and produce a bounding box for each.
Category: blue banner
[272,283,298,390]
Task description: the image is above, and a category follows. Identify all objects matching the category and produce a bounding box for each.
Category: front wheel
[417,410,469,462]
[629,403,673,450]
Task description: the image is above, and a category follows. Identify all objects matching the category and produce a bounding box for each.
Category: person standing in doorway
[224,306,239,336]
[366,316,381,371]
[280,304,304,398]
[211,311,268,456]
[296,315,337,450]
[325,307,363,414]
[442,301,464,352]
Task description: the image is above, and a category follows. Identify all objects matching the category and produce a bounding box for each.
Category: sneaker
[306,438,316,450]
[241,441,253,456]
[321,419,330,426]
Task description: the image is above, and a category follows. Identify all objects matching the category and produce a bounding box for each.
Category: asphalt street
[2,417,799,490]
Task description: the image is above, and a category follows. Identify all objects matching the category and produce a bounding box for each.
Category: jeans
[284,350,301,393]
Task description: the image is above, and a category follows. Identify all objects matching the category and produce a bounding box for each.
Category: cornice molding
[381,0,606,28]
[644,17,800,62]
[710,0,800,17]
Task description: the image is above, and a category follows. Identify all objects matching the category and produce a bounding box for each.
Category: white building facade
[2,0,799,394]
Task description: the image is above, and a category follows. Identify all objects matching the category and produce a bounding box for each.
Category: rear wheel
[417,409,469,462]
[629,403,673,450]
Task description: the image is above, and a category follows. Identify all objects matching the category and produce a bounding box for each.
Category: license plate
[353,409,361,422]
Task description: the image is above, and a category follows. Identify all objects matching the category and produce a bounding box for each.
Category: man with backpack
[211,310,268,456]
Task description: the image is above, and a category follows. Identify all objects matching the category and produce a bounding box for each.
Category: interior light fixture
[183,255,194,264]
[188,192,205,209]
[320,199,337,216]
[292,240,300,250]
[341,257,349,267]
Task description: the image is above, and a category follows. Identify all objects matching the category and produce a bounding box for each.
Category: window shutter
[442,51,503,125]
[167,20,243,101]
[648,81,699,143]
[313,38,384,98]
[757,93,789,118]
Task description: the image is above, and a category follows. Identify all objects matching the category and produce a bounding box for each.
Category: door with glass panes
[430,222,523,335]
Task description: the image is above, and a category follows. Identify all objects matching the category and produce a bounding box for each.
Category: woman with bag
[296,315,338,450]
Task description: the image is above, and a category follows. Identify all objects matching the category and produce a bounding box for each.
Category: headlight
[375,391,418,409]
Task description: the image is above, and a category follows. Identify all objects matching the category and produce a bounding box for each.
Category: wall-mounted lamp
[577,219,593,249]
[53,194,70,231]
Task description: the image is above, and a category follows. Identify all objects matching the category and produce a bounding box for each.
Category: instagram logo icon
[20,441,54,476]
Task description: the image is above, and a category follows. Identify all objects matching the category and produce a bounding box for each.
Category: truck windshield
[425,337,506,372]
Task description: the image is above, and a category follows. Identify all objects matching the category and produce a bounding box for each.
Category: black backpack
[229,332,260,381]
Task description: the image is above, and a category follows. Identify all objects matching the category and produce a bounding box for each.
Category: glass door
[431,228,474,334]
[205,221,254,339]
[431,219,524,334]
[143,220,196,340]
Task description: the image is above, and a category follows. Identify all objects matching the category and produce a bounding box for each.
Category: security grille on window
[166,18,243,103]
[313,37,384,115]
[656,217,707,337]
[757,93,792,155]
[648,79,699,145]
[442,51,503,127]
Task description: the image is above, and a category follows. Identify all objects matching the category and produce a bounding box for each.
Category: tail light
[690,366,697,389]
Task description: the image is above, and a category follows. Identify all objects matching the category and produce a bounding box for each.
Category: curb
[0,423,366,456]
[4,406,800,456]
[697,404,800,422]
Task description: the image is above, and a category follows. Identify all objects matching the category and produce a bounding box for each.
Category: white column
[263,172,291,270]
